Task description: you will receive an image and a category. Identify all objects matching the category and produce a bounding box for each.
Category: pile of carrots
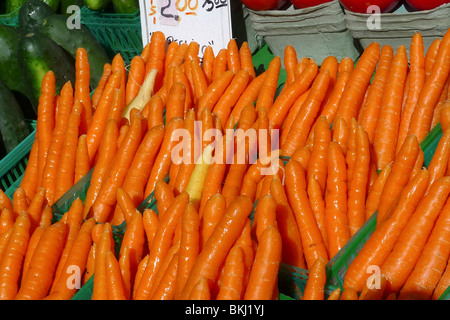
[0,25,449,300]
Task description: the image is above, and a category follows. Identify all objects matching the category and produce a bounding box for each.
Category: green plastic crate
[0,120,36,198]
[438,285,450,301]
[80,6,142,65]
[0,8,19,27]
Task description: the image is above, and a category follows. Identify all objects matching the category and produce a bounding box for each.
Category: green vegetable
[5,0,27,14]
[17,31,76,107]
[111,0,138,14]
[0,79,31,154]
[0,25,32,105]
[18,0,56,33]
[41,0,61,11]
[83,0,111,11]
[40,14,111,89]
[60,0,84,14]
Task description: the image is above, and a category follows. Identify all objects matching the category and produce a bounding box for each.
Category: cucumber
[17,31,76,107]
[111,0,138,14]
[0,79,31,154]
[0,25,32,102]
[19,0,56,33]
[41,0,61,11]
[60,0,84,14]
[83,0,111,11]
[40,14,111,89]
[5,0,27,14]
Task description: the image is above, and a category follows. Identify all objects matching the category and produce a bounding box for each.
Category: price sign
[139,0,233,58]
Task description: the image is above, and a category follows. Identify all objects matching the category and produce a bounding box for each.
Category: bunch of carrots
[0,25,449,300]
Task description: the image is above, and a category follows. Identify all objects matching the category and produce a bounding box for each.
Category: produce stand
[0,0,449,303]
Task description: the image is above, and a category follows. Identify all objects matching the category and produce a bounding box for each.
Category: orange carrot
[190,58,208,105]
[283,45,298,88]
[134,192,189,300]
[398,196,450,300]
[334,42,381,125]
[179,196,253,299]
[376,135,420,226]
[347,126,371,236]
[396,33,426,152]
[306,115,330,194]
[343,168,430,293]
[324,141,350,258]
[230,73,264,125]
[365,163,392,220]
[74,134,90,184]
[285,159,329,268]
[269,173,306,269]
[15,220,67,300]
[54,100,83,200]
[381,176,450,294]
[199,193,226,249]
[319,69,352,126]
[92,63,112,109]
[239,41,256,81]
[212,48,228,81]
[268,60,318,130]
[146,31,166,92]
[91,223,113,300]
[120,125,165,211]
[213,69,250,126]
[142,208,159,252]
[216,245,245,300]
[75,48,92,135]
[144,117,184,197]
[197,70,235,118]
[281,68,331,156]
[41,81,74,205]
[0,212,30,299]
[112,54,127,115]
[227,38,241,73]
[91,112,143,223]
[256,56,281,112]
[86,70,122,160]
[432,257,450,300]
[36,71,56,189]
[303,258,326,300]
[358,45,394,143]
[244,226,282,300]
[84,119,119,218]
[202,45,215,85]
[126,55,146,105]
[425,38,441,78]
[372,45,409,171]
[427,127,450,193]
[408,29,450,143]
[151,251,180,300]
[174,202,200,299]
[45,218,95,300]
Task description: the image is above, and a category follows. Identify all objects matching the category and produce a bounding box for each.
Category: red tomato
[239,0,289,11]
[405,0,450,11]
[339,0,401,13]
[289,0,333,8]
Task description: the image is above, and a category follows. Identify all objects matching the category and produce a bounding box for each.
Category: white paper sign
[139,0,233,58]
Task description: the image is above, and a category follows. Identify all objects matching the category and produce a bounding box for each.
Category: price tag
[139,0,233,58]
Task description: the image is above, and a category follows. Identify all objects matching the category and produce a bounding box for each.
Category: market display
[0,0,449,301]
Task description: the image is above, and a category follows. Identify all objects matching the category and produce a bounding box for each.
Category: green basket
[324,122,446,296]
[438,285,450,300]
[0,120,36,198]
[80,6,142,65]
[0,8,20,27]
